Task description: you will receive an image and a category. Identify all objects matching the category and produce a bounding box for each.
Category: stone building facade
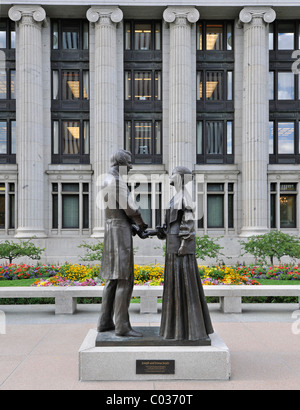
[0,0,300,264]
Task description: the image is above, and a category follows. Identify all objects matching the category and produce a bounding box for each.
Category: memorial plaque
[136,360,175,375]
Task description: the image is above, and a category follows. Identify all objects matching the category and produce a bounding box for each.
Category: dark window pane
[134,121,152,155]
[62,71,80,100]
[207,195,224,228]
[0,184,5,229]
[228,193,234,228]
[278,72,294,100]
[52,194,58,229]
[9,193,15,229]
[134,71,152,100]
[62,121,80,155]
[134,24,152,50]
[62,183,79,192]
[0,71,7,99]
[280,195,296,228]
[270,193,276,228]
[206,72,223,100]
[154,121,161,155]
[278,23,294,50]
[62,26,79,49]
[278,122,295,154]
[207,183,224,192]
[206,122,223,154]
[0,122,7,154]
[62,195,79,228]
[269,121,274,155]
[206,24,223,50]
[197,24,203,50]
[83,194,89,229]
[0,22,6,48]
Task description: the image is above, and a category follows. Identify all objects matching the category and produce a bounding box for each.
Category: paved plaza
[0,302,300,390]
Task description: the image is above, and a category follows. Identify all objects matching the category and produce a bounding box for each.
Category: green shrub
[240,231,300,265]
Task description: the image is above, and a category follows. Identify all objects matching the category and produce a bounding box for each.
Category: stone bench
[0,286,164,315]
[0,285,299,314]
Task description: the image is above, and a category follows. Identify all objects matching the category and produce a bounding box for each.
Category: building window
[0,120,16,161]
[270,183,297,229]
[125,120,161,162]
[125,21,161,51]
[128,181,162,228]
[52,120,89,164]
[198,182,234,230]
[269,21,300,164]
[51,20,89,165]
[0,20,16,164]
[52,20,89,51]
[197,120,233,164]
[0,182,15,231]
[196,21,234,165]
[269,120,300,163]
[197,22,233,51]
[0,20,15,50]
[52,70,89,101]
[197,71,233,102]
[124,20,162,164]
[52,183,89,230]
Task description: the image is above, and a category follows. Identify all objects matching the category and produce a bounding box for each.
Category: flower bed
[1,263,300,287]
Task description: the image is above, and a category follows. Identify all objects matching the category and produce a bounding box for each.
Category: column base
[91,228,105,239]
[15,228,47,239]
[239,227,269,238]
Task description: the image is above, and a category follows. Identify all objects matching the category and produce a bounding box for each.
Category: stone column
[163,7,199,173]
[9,5,47,238]
[87,6,123,237]
[239,7,276,236]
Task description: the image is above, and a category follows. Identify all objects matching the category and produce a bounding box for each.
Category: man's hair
[110,149,132,166]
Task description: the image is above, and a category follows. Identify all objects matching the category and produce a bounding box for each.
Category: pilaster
[239,7,276,236]
[163,7,199,173]
[87,6,123,237]
[9,5,47,238]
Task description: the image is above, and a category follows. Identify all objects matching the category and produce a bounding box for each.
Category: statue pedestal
[79,328,231,381]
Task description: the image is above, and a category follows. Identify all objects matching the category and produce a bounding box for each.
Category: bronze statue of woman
[156,167,214,341]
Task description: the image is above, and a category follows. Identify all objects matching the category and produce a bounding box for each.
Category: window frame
[124,20,163,165]
[51,118,90,164]
[196,20,234,165]
[270,182,298,229]
[0,182,16,232]
[51,19,90,165]
[124,117,162,164]
[197,181,235,232]
[51,182,90,232]
[196,119,234,164]
[269,20,300,164]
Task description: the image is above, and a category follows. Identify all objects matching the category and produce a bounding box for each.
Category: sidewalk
[0,302,300,390]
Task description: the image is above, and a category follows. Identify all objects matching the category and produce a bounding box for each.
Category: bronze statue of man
[97,149,148,337]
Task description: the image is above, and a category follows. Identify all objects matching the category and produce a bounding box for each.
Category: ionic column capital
[86,6,123,25]
[8,5,46,24]
[163,6,200,26]
[239,7,276,25]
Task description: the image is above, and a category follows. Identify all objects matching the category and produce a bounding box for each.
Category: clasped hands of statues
[132,224,188,256]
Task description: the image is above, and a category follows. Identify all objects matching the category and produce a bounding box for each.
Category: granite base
[79,328,231,381]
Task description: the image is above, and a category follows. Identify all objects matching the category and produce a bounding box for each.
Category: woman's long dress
[160,199,214,341]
